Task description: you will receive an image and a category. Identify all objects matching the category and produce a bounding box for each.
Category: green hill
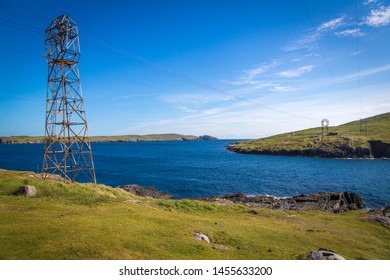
[228,112,390,158]
[0,133,217,144]
[0,169,389,260]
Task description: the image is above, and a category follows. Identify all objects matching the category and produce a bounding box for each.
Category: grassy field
[230,112,390,154]
[0,169,389,260]
[0,133,202,144]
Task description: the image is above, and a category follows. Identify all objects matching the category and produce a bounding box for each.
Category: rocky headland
[228,112,390,159]
[227,140,390,158]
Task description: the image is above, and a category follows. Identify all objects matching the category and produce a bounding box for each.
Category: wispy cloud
[160,92,209,105]
[283,16,349,52]
[334,63,390,83]
[282,33,317,52]
[317,17,345,32]
[364,5,390,27]
[299,63,390,90]
[364,0,377,5]
[335,28,365,37]
[115,93,153,99]
[230,82,296,95]
[160,92,231,114]
[231,60,280,85]
[178,106,197,113]
[269,85,295,92]
[123,82,390,138]
[348,51,362,56]
[277,65,314,78]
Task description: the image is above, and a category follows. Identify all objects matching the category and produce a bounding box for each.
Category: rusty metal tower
[321,118,329,136]
[43,14,96,183]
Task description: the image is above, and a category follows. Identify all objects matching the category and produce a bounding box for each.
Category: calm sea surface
[0,140,389,208]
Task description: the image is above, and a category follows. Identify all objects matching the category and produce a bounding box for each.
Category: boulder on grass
[308,248,345,260]
[16,185,37,197]
[194,233,210,243]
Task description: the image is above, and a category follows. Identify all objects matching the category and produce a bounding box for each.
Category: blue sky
[0,0,389,138]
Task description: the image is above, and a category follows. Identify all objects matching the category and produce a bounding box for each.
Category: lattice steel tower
[43,14,96,183]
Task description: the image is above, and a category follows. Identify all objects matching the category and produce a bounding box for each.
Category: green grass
[230,112,390,153]
[0,170,389,260]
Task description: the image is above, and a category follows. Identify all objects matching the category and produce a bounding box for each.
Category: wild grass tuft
[0,170,130,205]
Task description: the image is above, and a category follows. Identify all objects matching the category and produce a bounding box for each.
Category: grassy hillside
[229,112,390,157]
[0,169,389,260]
[0,133,211,144]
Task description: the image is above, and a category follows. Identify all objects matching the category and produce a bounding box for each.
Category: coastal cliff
[228,140,390,158]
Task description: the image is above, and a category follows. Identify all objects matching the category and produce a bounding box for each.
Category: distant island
[228,112,390,158]
[0,133,218,144]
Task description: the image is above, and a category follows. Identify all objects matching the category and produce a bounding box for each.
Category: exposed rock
[367,206,390,227]
[16,185,37,197]
[290,192,362,212]
[39,173,68,182]
[123,199,143,204]
[199,192,363,213]
[194,233,210,243]
[308,248,345,260]
[212,198,235,205]
[369,140,390,158]
[212,244,228,250]
[119,184,170,199]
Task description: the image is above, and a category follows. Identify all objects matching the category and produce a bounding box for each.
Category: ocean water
[0,140,389,208]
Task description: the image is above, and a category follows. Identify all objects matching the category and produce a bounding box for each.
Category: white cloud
[269,85,295,92]
[277,65,314,78]
[364,5,390,27]
[335,28,365,37]
[317,17,345,32]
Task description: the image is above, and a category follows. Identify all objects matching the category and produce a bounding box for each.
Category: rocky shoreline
[198,192,364,213]
[119,184,171,199]
[118,183,364,214]
[118,185,389,226]
[13,170,390,227]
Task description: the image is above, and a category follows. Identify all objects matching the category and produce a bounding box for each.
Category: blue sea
[0,140,389,208]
